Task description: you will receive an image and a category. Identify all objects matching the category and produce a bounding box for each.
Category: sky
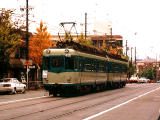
[1,0,160,60]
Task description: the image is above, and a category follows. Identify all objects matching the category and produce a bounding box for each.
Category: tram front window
[52,57,64,68]
[65,57,74,69]
[43,57,50,70]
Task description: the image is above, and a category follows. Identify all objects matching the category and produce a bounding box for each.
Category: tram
[42,45,128,96]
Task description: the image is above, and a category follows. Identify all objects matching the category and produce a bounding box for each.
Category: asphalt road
[0,83,160,120]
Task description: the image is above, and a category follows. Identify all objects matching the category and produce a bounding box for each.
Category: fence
[27,81,43,90]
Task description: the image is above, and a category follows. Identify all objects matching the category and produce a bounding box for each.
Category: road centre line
[83,87,160,120]
[0,96,48,105]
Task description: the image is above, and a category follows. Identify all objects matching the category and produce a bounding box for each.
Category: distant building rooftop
[137,57,157,63]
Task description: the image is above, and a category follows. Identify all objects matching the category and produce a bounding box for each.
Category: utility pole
[135,47,137,76]
[26,0,29,89]
[26,0,29,61]
[156,53,158,82]
[135,47,136,67]
[109,27,113,50]
[110,27,112,41]
[126,40,128,57]
[131,47,133,65]
[85,13,87,40]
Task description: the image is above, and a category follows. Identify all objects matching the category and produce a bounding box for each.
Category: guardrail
[27,81,43,90]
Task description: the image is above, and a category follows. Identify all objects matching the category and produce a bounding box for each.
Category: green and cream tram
[42,48,128,96]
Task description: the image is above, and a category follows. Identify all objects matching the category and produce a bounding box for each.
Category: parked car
[128,77,139,83]
[139,77,150,83]
[0,78,26,94]
[149,80,155,83]
[157,80,160,83]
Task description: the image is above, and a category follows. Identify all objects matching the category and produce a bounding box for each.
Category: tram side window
[74,56,83,70]
[65,57,74,69]
[52,57,64,68]
[43,57,50,70]
[112,63,119,73]
[115,63,120,73]
[121,64,127,73]
[74,57,79,69]
[84,58,92,72]
[109,62,114,73]
[93,60,97,72]
[111,63,121,73]
[98,61,105,72]
[79,57,84,71]
[91,59,95,72]
[106,63,108,73]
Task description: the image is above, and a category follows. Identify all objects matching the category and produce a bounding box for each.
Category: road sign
[29,65,35,69]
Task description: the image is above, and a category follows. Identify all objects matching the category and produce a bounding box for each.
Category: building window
[93,40,97,46]
[98,40,103,47]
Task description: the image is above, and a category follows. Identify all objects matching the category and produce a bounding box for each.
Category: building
[90,35,123,48]
[51,34,123,50]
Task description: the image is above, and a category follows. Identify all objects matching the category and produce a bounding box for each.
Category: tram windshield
[52,57,64,68]
[42,57,50,70]
[65,57,74,69]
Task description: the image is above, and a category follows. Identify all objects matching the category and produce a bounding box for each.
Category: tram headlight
[46,49,51,54]
[65,48,69,53]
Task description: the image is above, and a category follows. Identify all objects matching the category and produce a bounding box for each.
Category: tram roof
[43,48,128,64]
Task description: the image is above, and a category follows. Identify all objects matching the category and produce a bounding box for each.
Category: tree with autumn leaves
[29,21,52,70]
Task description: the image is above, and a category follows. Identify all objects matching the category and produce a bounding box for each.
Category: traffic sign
[29,65,35,69]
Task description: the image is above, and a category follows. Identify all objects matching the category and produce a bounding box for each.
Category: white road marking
[83,87,160,120]
[0,96,49,105]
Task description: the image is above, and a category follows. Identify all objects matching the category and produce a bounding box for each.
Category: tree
[77,33,93,47]
[0,9,21,76]
[128,62,136,78]
[138,67,157,80]
[29,21,52,69]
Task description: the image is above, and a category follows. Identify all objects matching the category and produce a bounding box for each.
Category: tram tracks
[0,88,122,112]
[46,95,125,120]
[2,85,157,120]
[5,93,126,120]
[0,97,63,112]
[2,87,137,120]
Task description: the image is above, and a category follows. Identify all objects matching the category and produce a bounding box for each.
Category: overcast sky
[1,0,160,60]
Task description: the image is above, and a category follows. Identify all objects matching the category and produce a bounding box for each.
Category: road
[0,83,160,120]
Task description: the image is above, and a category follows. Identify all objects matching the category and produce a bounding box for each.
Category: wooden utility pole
[26,0,29,89]
[110,27,112,41]
[135,47,137,76]
[131,47,133,65]
[135,47,136,67]
[26,0,29,61]
[156,53,158,82]
[85,13,87,40]
[126,40,128,57]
